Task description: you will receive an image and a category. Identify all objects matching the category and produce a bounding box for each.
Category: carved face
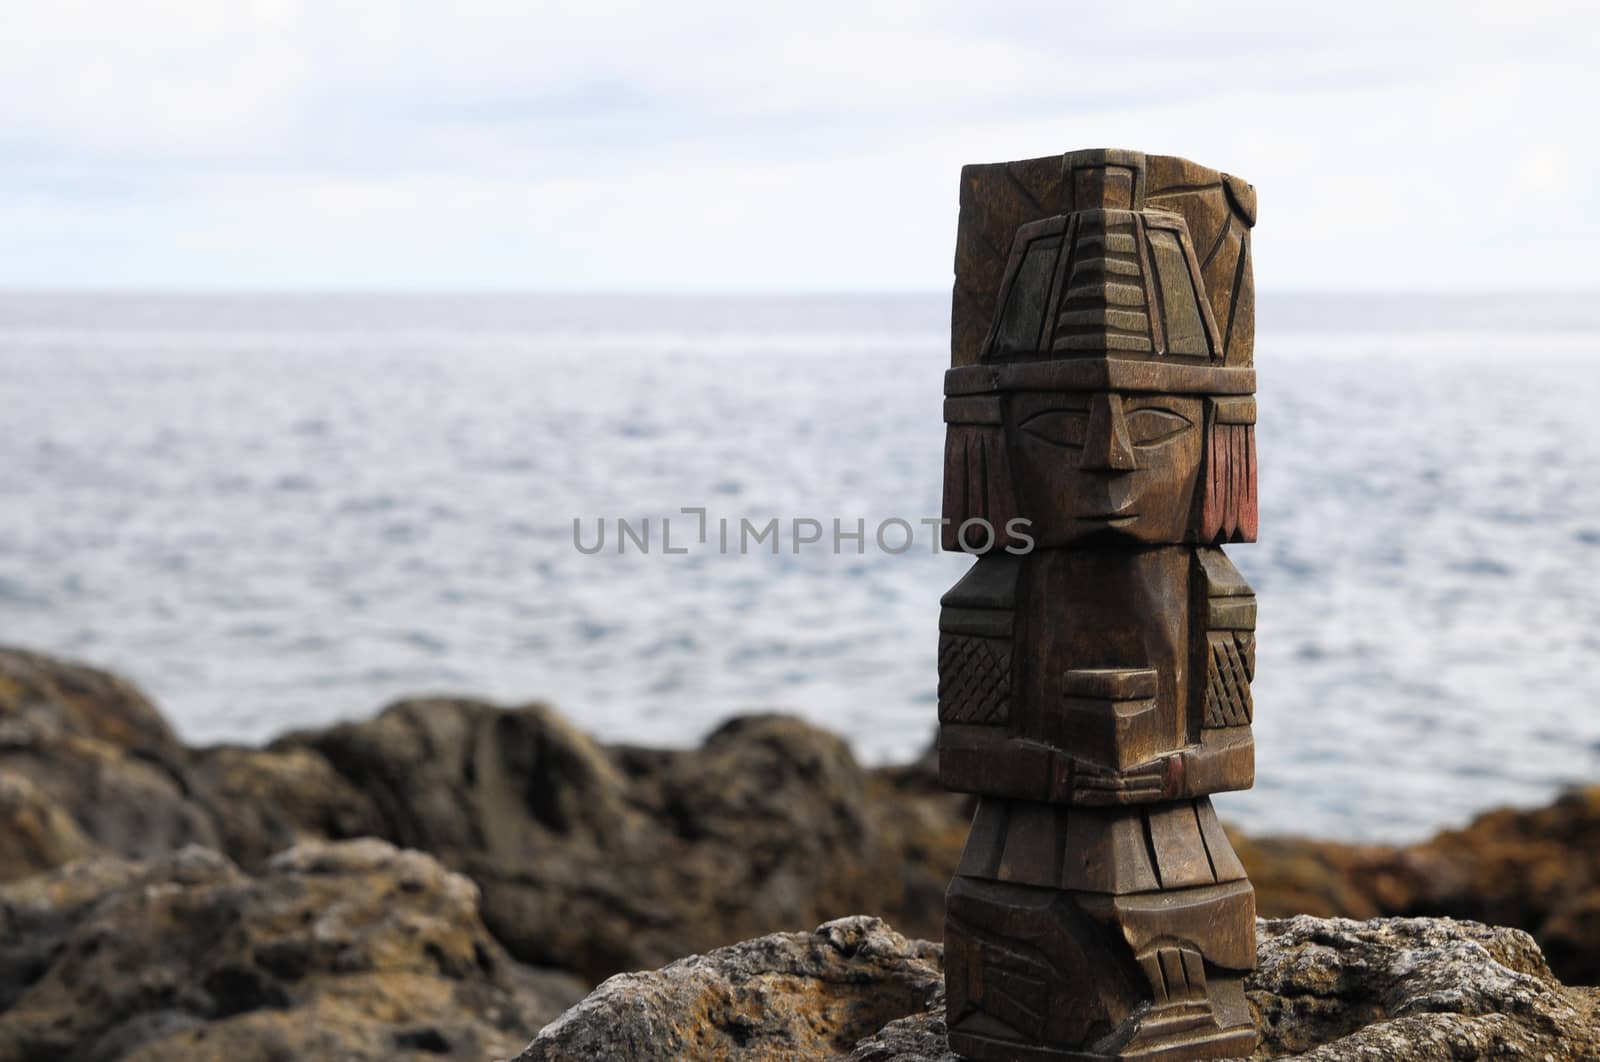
[1007,390,1203,545]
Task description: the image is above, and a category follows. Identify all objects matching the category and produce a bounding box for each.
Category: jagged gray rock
[1,647,968,985]
[0,839,586,1061]
[1247,915,1600,1059]
[513,917,942,1061]
[0,648,219,878]
[515,915,1600,1061]
[284,701,965,981]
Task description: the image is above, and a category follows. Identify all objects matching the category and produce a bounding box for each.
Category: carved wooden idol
[938,148,1260,1061]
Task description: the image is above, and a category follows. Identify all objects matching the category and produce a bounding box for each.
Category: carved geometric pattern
[953,152,1256,367]
[1052,216,1154,353]
[976,939,1050,1040]
[938,632,1011,725]
[1203,630,1254,728]
[947,915,1052,1042]
[1139,945,1209,1006]
[952,158,1063,365]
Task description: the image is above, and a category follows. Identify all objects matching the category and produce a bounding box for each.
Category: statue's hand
[1069,756,1168,805]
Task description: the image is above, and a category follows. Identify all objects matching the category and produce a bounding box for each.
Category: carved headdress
[943,149,1259,550]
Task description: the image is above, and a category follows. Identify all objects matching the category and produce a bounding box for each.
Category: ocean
[3,292,1597,841]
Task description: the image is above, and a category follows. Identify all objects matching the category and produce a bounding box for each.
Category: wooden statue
[938,148,1260,1061]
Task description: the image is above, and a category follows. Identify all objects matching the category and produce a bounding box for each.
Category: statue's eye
[1020,409,1089,449]
[1126,408,1192,447]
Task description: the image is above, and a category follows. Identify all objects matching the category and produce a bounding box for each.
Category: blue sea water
[2,292,1597,841]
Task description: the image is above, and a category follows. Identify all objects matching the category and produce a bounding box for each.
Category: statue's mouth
[1078,512,1138,525]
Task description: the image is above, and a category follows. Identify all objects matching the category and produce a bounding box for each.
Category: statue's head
[943,150,1257,552]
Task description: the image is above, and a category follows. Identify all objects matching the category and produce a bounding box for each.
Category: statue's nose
[1080,392,1138,472]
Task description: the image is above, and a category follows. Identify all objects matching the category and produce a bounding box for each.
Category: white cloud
[0,0,1595,288]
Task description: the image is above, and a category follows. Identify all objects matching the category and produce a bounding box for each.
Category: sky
[1,1,1596,292]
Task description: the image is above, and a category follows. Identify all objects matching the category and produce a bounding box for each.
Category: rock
[515,915,1600,1061]
[0,648,181,756]
[1392,787,1600,986]
[513,916,943,1062]
[1247,914,1600,1059]
[0,648,391,881]
[609,715,964,970]
[845,1007,953,1062]
[1233,830,1417,920]
[281,696,660,981]
[0,839,586,1061]
[182,744,387,870]
[0,649,969,985]
[1240,787,1600,986]
[0,773,97,880]
[0,649,219,877]
[285,702,965,980]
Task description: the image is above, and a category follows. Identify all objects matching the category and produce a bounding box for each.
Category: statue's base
[944,870,1256,1062]
[949,1021,1255,1061]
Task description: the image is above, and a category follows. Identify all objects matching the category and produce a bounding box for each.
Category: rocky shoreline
[3,646,1599,1058]
[515,915,1600,1061]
